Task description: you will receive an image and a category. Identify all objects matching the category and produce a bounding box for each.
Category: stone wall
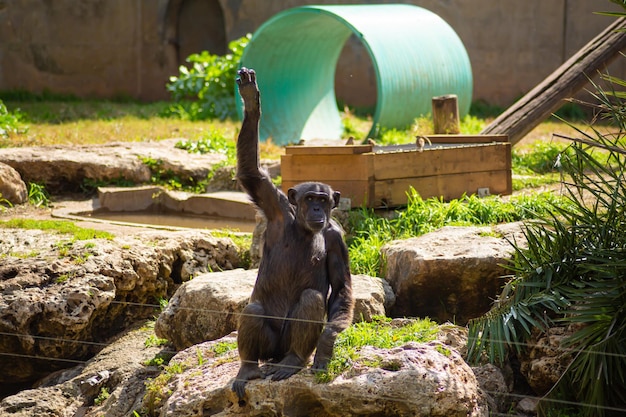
[0,0,623,107]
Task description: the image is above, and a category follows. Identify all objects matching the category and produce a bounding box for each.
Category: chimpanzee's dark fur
[232,67,354,400]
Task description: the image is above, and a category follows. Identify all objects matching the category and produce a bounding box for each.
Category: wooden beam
[480,17,626,145]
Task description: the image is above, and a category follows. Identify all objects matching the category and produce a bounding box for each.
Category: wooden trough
[281,135,511,208]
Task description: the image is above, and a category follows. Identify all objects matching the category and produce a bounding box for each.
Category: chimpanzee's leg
[264,289,325,381]
[233,301,277,399]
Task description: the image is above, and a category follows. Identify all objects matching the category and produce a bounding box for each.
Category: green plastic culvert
[237,4,473,145]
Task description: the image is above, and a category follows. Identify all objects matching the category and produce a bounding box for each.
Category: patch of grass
[316,316,439,383]
[512,174,562,191]
[347,188,570,276]
[8,250,40,259]
[1,98,238,147]
[209,340,238,356]
[512,141,568,175]
[145,334,169,348]
[0,219,114,240]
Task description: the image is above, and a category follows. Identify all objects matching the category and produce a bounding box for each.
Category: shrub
[0,100,28,137]
[166,35,251,120]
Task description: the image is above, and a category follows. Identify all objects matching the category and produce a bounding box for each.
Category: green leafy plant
[166,34,251,120]
[347,189,569,275]
[0,193,12,208]
[176,128,237,184]
[467,67,626,416]
[27,182,50,207]
[0,100,28,138]
[94,387,110,406]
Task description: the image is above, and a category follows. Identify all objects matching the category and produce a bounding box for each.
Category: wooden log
[432,94,460,134]
[481,17,626,145]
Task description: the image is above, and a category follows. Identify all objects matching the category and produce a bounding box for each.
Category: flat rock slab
[0,139,225,192]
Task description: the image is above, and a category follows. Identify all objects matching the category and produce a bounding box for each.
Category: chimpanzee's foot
[237,67,260,110]
[232,361,262,400]
[265,353,305,381]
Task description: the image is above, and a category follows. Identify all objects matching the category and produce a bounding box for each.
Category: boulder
[155,269,254,350]
[0,139,226,193]
[146,334,489,417]
[0,162,27,204]
[472,363,512,413]
[155,270,396,351]
[1,322,490,417]
[382,223,526,324]
[518,326,574,395]
[0,323,166,417]
[0,227,239,389]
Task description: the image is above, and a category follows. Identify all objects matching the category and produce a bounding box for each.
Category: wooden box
[281,135,511,208]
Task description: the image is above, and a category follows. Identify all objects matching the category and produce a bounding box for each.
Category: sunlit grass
[347,189,571,276]
[0,219,114,240]
[316,316,439,383]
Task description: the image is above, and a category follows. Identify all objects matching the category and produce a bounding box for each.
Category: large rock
[0,322,490,417]
[518,326,575,395]
[382,223,526,324]
[146,334,489,417]
[0,139,226,193]
[155,269,254,350]
[0,227,239,389]
[0,322,165,417]
[0,162,27,204]
[155,270,396,351]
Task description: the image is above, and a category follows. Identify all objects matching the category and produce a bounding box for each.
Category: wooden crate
[281,135,511,208]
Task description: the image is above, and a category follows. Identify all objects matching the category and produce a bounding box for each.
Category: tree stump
[432,94,460,134]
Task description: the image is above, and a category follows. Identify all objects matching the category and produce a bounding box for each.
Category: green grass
[316,316,439,382]
[347,189,570,276]
[0,219,114,240]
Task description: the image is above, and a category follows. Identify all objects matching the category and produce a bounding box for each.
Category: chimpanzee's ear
[332,191,341,208]
[288,188,298,205]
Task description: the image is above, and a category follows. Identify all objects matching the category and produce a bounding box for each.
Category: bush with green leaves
[467,67,626,416]
[0,99,28,138]
[166,35,250,120]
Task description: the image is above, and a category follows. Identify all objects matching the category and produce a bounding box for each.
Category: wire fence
[1,298,625,415]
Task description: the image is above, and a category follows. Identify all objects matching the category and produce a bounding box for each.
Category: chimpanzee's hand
[237,67,260,111]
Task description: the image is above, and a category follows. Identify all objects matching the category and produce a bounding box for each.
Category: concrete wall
[0,0,623,107]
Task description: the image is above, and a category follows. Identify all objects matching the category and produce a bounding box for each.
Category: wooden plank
[282,179,373,208]
[373,170,512,207]
[285,144,373,155]
[374,142,511,180]
[281,153,373,181]
[481,17,626,145]
[425,134,508,144]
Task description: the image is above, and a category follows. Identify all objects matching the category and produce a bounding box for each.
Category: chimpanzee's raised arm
[236,68,290,222]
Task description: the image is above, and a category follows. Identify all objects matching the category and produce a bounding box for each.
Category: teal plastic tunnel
[237,4,473,145]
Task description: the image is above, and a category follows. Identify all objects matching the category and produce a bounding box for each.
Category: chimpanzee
[232,67,354,400]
